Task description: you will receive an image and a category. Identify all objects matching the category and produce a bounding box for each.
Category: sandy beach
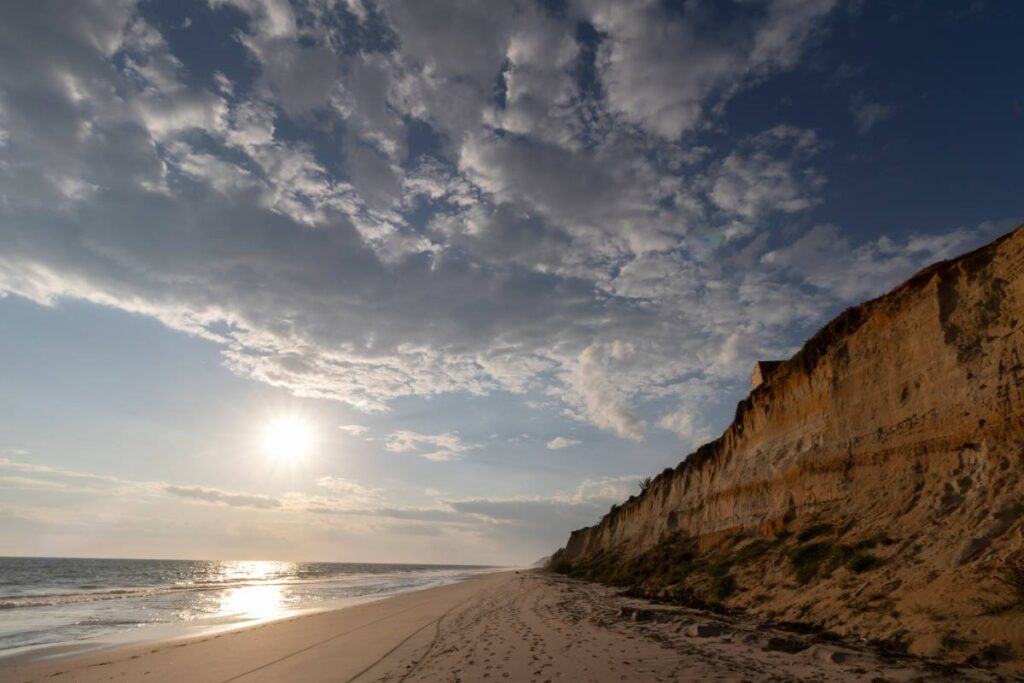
[0,570,1002,683]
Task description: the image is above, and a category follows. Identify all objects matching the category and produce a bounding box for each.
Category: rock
[686,623,728,637]
[551,224,1024,656]
[619,606,678,623]
[808,645,852,665]
[764,636,810,653]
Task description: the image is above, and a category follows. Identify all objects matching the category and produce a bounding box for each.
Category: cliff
[551,224,1024,670]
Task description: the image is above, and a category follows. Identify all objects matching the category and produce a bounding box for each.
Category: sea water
[0,557,496,656]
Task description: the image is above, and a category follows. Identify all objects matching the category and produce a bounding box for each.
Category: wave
[0,564,499,656]
[0,570,482,611]
[0,580,292,609]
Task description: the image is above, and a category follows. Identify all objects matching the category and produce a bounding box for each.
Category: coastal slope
[550,224,1024,669]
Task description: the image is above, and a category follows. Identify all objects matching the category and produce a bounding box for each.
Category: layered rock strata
[551,225,1024,669]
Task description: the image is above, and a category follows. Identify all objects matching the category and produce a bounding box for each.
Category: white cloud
[383,430,477,462]
[657,409,712,447]
[314,477,385,507]
[565,342,646,442]
[705,127,825,234]
[0,455,641,563]
[484,11,580,145]
[0,0,996,454]
[0,457,279,509]
[580,0,837,139]
[762,222,1001,302]
[0,475,76,491]
[0,457,155,496]
[441,474,645,550]
[850,93,894,134]
[571,475,645,504]
[337,424,370,436]
[164,485,281,509]
[546,437,581,450]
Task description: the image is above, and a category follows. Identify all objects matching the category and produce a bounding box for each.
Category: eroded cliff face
[551,225,1024,669]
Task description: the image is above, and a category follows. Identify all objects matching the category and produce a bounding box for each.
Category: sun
[261,415,313,463]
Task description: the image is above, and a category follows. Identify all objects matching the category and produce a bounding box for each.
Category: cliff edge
[550,224,1024,671]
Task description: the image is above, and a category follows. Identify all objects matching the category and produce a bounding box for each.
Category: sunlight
[261,415,313,463]
[217,583,286,621]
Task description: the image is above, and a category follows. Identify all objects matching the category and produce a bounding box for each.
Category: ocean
[0,557,497,657]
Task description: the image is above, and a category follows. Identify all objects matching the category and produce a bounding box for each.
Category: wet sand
[0,571,1001,682]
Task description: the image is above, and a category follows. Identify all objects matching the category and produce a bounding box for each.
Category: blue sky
[0,0,1021,565]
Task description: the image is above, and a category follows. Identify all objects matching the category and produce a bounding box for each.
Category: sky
[0,0,1021,566]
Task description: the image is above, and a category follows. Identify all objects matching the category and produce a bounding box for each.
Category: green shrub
[972,642,1014,664]
[705,556,734,577]
[733,539,772,564]
[789,541,834,584]
[845,551,879,573]
[667,567,691,584]
[851,533,893,551]
[712,574,737,600]
[797,523,834,543]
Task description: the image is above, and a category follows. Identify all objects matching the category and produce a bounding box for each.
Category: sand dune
[0,571,1000,682]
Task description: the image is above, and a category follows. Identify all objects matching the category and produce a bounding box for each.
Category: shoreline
[0,571,515,683]
[1,570,1005,682]
[0,594,371,666]
[0,567,509,667]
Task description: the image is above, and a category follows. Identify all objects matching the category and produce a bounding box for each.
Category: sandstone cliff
[551,224,1024,671]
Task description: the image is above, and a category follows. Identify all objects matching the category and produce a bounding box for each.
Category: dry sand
[0,571,1004,682]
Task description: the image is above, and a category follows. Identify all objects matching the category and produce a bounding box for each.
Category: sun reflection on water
[214,560,292,621]
[218,584,286,620]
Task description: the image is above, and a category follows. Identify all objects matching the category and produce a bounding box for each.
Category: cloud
[441,475,645,550]
[383,430,477,461]
[447,475,643,523]
[580,0,838,139]
[0,475,74,491]
[0,0,997,452]
[347,141,402,211]
[337,424,370,436]
[546,437,581,450]
[164,485,281,509]
[0,453,642,562]
[304,502,472,525]
[314,476,384,507]
[0,457,154,496]
[0,458,284,510]
[762,222,1002,302]
[850,94,894,133]
[705,126,825,235]
[572,475,644,504]
[565,343,646,442]
[447,498,592,524]
[657,409,712,446]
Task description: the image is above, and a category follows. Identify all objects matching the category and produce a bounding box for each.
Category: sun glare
[261,415,313,463]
